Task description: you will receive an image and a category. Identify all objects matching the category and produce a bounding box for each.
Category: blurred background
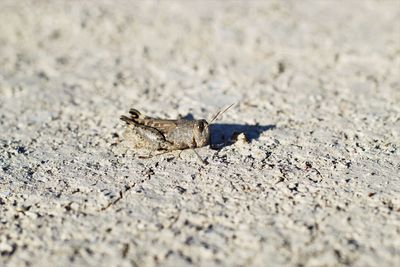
[1,0,398,124]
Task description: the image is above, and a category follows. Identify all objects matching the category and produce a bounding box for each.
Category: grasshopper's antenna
[208,103,235,124]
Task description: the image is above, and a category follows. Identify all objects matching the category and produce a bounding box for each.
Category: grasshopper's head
[193,119,210,147]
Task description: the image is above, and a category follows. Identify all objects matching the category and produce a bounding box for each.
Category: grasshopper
[120,104,233,155]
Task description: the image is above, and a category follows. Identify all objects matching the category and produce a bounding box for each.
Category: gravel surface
[0,1,399,267]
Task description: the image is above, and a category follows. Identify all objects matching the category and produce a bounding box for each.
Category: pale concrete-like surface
[0,1,399,266]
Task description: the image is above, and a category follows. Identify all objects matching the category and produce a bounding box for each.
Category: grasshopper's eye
[197,122,204,132]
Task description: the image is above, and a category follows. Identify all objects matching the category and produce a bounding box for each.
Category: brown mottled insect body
[120,109,210,152]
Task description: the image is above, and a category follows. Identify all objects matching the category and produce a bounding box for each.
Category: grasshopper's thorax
[192,119,210,147]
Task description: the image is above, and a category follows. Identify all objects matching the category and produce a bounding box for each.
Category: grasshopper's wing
[127,109,177,134]
[121,115,166,142]
[143,120,178,135]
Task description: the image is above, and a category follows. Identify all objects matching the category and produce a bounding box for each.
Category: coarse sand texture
[0,1,399,267]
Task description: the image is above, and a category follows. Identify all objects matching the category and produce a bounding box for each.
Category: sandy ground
[0,1,399,266]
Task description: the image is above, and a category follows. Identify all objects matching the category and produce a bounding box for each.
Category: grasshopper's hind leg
[121,115,174,151]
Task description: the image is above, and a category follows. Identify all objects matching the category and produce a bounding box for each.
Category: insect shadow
[209,123,275,149]
[180,113,275,150]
